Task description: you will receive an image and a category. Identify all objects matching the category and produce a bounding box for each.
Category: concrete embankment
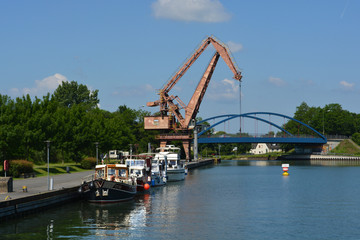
[0,170,93,221]
[186,158,216,169]
[0,186,80,221]
[279,154,360,166]
[281,154,360,161]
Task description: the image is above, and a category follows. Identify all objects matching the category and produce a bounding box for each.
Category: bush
[352,133,360,146]
[80,157,97,169]
[9,160,34,178]
[28,149,46,165]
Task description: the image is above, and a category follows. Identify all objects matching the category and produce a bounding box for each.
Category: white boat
[125,155,152,191]
[155,145,185,182]
[150,154,168,186]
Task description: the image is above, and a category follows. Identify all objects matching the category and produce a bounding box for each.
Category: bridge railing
[325,135,349,140]
[200,133,324,139]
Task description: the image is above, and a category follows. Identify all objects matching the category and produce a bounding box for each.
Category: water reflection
[223,159,360,167]
[47,219,54,239]
[0,201,91,239]
[79,199,144,238]
[79,182,189,239]
[2,159,360,239]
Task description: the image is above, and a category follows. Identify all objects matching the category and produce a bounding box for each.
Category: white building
[108,150,129,159]
[249,143,282,155]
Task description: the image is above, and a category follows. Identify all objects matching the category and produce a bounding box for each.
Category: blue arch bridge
[192,112,327,160]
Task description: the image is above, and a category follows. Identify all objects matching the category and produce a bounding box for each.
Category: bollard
[50,177,54,190]
[66,166,70,173]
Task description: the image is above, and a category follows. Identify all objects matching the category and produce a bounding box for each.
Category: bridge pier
[194,126,198,161]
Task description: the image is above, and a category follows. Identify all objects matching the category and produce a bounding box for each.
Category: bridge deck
[198,137,326,144]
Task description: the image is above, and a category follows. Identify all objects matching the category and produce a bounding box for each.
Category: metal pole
[95,142,99,165]
[45,140,50,191]
[323,109,329,135]
[194,125,198,162]
[239,81,242,134]
[130,144,132,159]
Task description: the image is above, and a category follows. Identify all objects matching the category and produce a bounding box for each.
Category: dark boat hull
[81,179,136,203]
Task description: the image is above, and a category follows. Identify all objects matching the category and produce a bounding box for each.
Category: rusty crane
[144,36,243,160]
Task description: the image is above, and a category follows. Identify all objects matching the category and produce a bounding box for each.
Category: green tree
[352,133,360,146]
[52,81,99,109]
[284,102,359,137]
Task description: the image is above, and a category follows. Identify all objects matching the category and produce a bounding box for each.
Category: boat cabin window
[108,168,116,177]
[96,168,105,178]
[169,160,177,166]
[127,160,145,167]
[152,162,159,170]
[119,168,127,178]
[130,169,143,176]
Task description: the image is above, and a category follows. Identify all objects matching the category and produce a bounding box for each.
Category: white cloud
[10,73,68,97]
[207,78,240,100]
[152,0,231,22]
[144,84,155,92]
[226,41,243,53]
[269,76,286,87]
[9,88,20,96]
[339,80,354,89]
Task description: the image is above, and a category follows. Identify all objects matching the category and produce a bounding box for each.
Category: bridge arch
[197,112,326,141]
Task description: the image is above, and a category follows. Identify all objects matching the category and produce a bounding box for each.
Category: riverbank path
[0,170,93,202]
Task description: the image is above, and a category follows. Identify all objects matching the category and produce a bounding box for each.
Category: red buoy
[144,183,150,190]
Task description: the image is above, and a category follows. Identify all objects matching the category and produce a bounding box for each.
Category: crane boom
[145,36,242,131]
[162,38,212,93]
[184,52,220,128]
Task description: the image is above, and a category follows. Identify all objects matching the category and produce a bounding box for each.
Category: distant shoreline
[224,154,360,161]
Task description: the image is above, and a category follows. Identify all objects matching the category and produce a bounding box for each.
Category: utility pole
[94,142,99,165]
[323,109,329,135]
[194,123,198,162]
[45,140,51,191]
[129,144,133,159]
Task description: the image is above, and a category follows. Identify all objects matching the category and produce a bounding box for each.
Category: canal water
[2,160,360,239]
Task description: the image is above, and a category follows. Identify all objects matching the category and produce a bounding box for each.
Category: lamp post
[323,109,329,135]
[194,123,199,162]
[44,140,51,191]
[129,144,133,159]
[94,142,99,165]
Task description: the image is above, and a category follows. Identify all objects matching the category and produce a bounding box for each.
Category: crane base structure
[156,133,192,161]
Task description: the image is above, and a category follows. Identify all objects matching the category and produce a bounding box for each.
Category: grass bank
[1,161,92,179]
[33,162,88,177]
[330,139,360,156]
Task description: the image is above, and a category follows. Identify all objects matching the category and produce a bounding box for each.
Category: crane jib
[145,36,243,131]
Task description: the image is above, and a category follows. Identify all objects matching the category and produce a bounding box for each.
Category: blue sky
[1,0,359,134]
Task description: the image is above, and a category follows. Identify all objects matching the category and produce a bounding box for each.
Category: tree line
[0,81,158,164]
[1,81,359,165]
[283,102,360,138]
